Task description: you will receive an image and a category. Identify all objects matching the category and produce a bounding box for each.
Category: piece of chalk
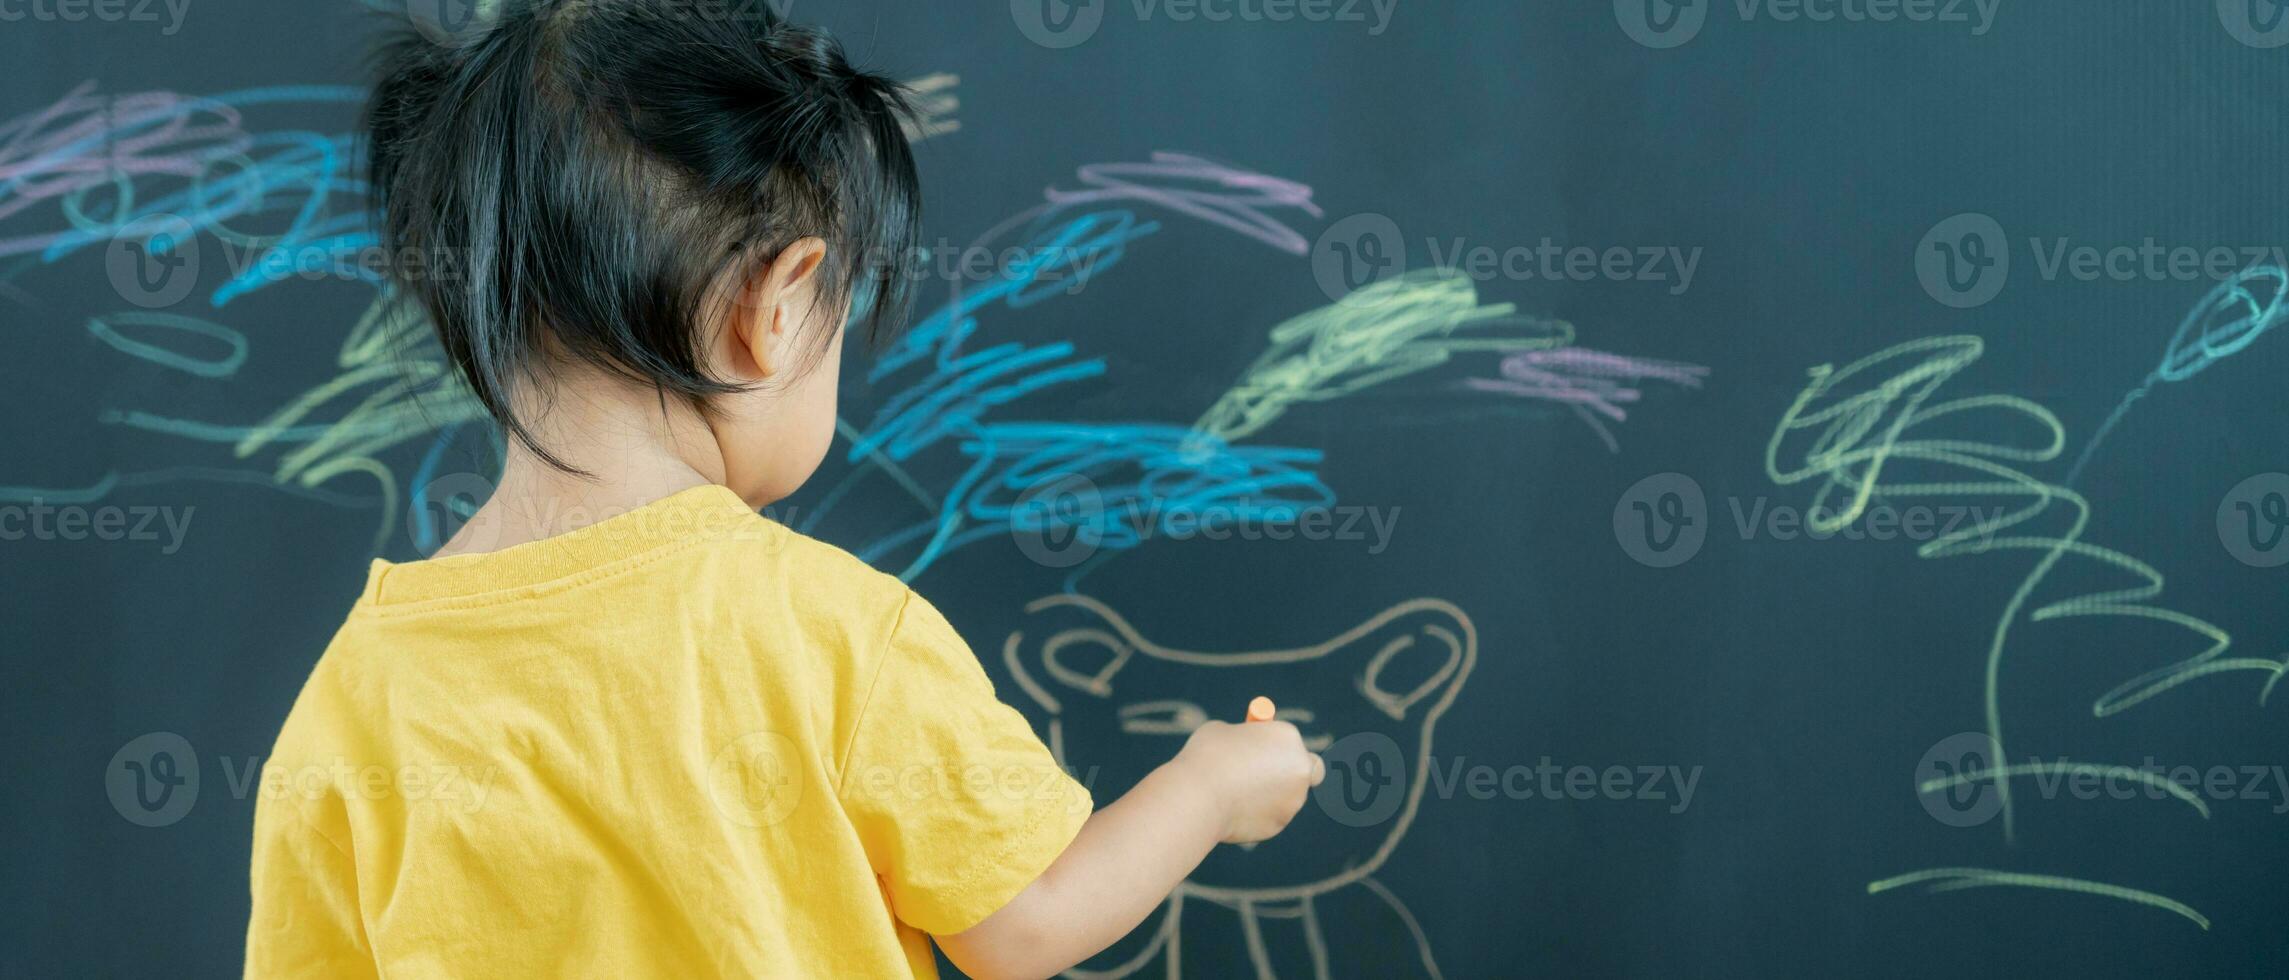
[1246,696,1276,723]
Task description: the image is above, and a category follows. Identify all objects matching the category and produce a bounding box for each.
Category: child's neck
[433,382,734,559]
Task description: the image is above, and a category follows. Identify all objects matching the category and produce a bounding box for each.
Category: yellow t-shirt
[244,485,1092,978]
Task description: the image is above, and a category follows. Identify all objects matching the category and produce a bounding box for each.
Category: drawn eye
[1117,700,1210,735]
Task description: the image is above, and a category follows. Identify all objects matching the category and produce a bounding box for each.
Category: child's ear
[1338,600,1476,722]
[1000,594,1134,714]
[731,236,829,380]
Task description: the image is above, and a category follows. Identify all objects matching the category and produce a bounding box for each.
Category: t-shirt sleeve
[244,795,374,978]
[835,591,1095,936]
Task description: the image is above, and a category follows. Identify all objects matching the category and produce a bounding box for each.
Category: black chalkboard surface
[8,2,2289,976]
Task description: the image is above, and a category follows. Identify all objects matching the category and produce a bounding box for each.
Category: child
[242,2,1324,977]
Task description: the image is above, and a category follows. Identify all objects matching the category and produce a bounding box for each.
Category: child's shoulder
[741,513,893,583]
[727,514,924,628]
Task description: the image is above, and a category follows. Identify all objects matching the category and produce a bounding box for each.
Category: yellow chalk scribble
[1868,869,2209,931]
[1917,762,2210,820]
[1194,269,1570,443]
[235,293,484,547]
[1770,335,2284,840]
[899,73,962,141]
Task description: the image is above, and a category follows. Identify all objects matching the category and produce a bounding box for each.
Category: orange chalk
[1246,696,1277,723]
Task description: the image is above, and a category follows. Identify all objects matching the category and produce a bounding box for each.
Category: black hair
[365,0,922,472]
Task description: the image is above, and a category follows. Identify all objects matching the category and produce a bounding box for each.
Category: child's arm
[935,719,1323,980]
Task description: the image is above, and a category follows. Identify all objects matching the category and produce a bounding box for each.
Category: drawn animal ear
[1000,594,1134,714]
[1343,600,1476,722]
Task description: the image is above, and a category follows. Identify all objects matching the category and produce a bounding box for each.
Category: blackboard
[8,1,2289,976]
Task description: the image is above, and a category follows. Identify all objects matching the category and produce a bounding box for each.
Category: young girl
[242,3,1323,977]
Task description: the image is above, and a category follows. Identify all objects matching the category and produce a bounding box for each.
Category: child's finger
[1307,752,1326,786]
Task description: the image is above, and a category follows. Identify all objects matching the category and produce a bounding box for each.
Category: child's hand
[1175,719,1326,844]
[943,715,1327,978]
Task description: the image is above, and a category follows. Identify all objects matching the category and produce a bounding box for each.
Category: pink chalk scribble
[0,82,252,257]
[1042,151,1322,255]
[1464,346,1709,451]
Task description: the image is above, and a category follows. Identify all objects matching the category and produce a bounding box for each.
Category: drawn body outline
[1003,593,1476,979]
